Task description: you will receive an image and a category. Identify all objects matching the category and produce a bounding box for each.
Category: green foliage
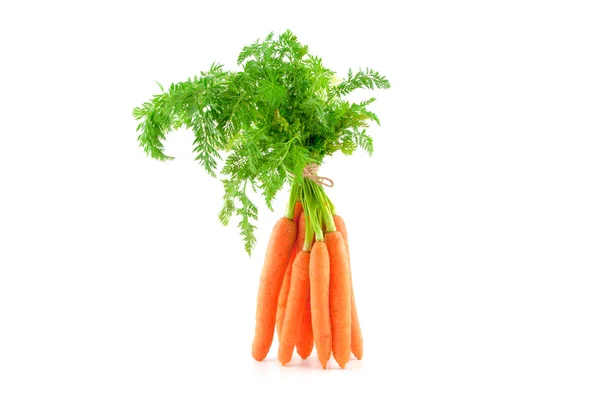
[133,30,390,254]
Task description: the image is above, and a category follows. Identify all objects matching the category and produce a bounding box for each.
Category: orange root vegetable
[278,251,311,365]
[309,241,332,369]
[276,212,306,338]
[296,293,314,359]
[334,215,363,360]
[293,201,303,223]
[295,213,307,254]
[325,231,352,368]
[252,217,297,361]
[276,255,294,339]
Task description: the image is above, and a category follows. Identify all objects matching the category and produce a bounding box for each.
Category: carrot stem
[325,193,336,216]
[316,185,336,233]
[301,179,324,244]
[303,213,315,252]
[285,182,300,220]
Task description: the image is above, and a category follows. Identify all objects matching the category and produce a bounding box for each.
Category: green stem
[313,207,324,242]
[312,182,336,233]
[307,180,324,241]
[303,212,315,252]
[321,196,336,233]
[301,178,323,246]
[326,193,336,216]
[285,182,299,220]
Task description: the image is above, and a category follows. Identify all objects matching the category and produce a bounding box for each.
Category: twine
[302,163,334,187]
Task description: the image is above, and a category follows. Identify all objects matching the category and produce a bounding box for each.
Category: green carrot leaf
[133,30,390,254]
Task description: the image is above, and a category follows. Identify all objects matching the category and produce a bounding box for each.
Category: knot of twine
[302,163,334,187]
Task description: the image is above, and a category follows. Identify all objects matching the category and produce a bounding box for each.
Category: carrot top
[133,30,390,254]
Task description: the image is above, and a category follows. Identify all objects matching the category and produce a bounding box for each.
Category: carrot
[333,215,363,360]
[292,201,303,223]
[276,255,294,339]
[278,250,311,365]
[295,213,307,252]
[296,293,314,359]
[309,240,331,369]
[325,230,351,368]
[252,217,297,361]
[276,212,306,338]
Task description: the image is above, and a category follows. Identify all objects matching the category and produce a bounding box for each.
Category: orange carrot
[292,201,303,223]
[333,215,363,360]
[276,255,294,339]
[276,212,306,338]
[296,293,314,359]
[278,251,311,365]
[325,231,351,368]
[295,213,307,252]
[252,217,297,361]
[309,241,331,369]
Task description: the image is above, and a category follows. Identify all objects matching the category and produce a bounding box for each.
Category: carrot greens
[133,30,389,255]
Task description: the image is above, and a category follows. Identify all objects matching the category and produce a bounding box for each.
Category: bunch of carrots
[132,31,389,370]
[251,177,363,368]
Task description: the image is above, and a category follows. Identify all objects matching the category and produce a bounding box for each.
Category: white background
[1,0,599,399]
